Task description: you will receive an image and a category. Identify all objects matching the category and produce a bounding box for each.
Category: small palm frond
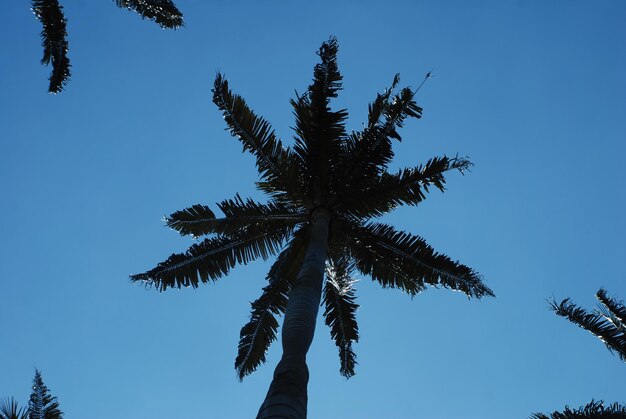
[166,196,305,238]
[113,0,183,29]
[323,257,359,378]
[28,370,63,419]
[31,0,71,93]
[531,399,626,418]
[339,155,472,218]
[596,288,626,331]
[130,227,289,290]
[549,290,626,362]
[0,398,27,419]
[213,74,295,189]
[235,227,310,380]
[347,222,493,298]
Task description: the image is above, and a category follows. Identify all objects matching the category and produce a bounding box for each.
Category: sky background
[1,1,625,418]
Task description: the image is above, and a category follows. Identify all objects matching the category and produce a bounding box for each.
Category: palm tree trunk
[256,209,331,419]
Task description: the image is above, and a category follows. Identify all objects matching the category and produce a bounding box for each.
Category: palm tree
[531,399,626,418]
[28,370,63,419]
[0,370,62,419]
[131,37,494,418]
[31,0,183,93]
[550,289,626,361]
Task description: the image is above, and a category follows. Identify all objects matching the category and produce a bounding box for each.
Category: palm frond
[28,370,63,419]
[339,155,472,219]
[291,37,348,206]
[235,227,311,379]
[323,257,359,378]
[166,196,305,238]
[113,0,183,29]
[550,292,626,362]
[531,399,626,418]
[213,74,297,190]
[596,289,626,331]
[347,222,493,298]
[0,398,27,419]
[130,227,289,291]
[31,0,71,93]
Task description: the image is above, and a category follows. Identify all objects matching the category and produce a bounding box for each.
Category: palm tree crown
[132,37,493,417]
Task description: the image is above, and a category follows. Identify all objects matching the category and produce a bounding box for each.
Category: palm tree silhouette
[31,0,183,93]
[531,399,626,418]
[550,289,626,361]
[132,37,494,418]
[0,370,62,419]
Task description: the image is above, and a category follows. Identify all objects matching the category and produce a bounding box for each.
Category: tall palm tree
[132,37,494,418]
[550,289,626,361]
[531,399,626,418]
[31,0,183,93]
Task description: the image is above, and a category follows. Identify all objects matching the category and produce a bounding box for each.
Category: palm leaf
[28,370,63,419]
[531,399,626,418]
[235,227,311,379]
[212,74,297,189]
[113,0,183,29]
[292,37,348,206]
[342,77,422,181]
[346,222,493,298]
[131,227,289,291]
[0,399,27,419]
[323,257,359,378]
[550,292,626,362]
[596,288,626,331]
[166,196,305,238]
[31,0,71,93]
[339,155,472,219]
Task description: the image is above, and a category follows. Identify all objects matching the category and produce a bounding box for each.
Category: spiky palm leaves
[0,370,62,419]
[132,36,493,380]
[31,0,182,93]
[531,399,626,418]
[550,289,626,362]
[0,399,28,419]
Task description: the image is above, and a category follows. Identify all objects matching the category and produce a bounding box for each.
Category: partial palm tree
[0,370,62,419]
[132,37,494,418]
[28,370,63,419]
[550,289,626,361]
[531,399,626,418]
[31,0,183,93]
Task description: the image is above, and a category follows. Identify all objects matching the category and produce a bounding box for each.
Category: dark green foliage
[531,399,626,418]
[133,37,493,379]
[0,399,28,419]
[113,0,183,28]
[31,0,71,93]
[28,370,63,419]
[29,0,181,92]
[550,289,626,362]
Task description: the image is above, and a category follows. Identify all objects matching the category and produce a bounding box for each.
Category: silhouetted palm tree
[550,289,626,361]
[31,0,183,93]
[132,37,494,418]
[0,370,62,419]
[531,399,626,418]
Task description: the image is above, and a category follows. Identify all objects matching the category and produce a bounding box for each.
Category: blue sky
[1,1,625,418]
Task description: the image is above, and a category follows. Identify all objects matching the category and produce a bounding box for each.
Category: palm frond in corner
[31,0,71,93]
[113,0,183,29]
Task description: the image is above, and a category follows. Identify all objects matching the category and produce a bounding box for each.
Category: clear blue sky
[1,1,625,418]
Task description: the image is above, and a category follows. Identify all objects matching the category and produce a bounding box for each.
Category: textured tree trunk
[256,209,330,419]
